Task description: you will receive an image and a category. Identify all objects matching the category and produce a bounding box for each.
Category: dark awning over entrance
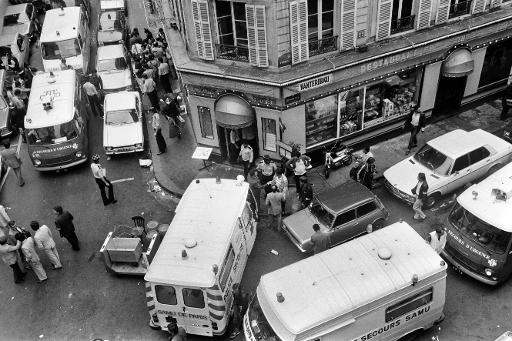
[215,95,255,129]
[442,49,474,78]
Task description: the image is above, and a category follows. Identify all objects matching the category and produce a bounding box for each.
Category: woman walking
[411,172,428,221]
[152,110,167,155]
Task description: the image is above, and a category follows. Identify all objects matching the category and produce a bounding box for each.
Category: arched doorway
[215,95,258,163]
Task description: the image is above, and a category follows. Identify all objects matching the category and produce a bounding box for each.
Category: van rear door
[180,287,213,336]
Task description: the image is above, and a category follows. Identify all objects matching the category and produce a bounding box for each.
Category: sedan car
[103,92,143,155]
[282,180,389,253]
[98,5,127,45]
[384,129,512,207]
[97,44,133,93]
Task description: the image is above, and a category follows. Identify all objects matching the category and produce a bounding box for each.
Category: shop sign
[285,93,301,105]
[295,74,332,92]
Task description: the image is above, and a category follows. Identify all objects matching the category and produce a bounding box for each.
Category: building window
[449,0,472,18]
[307,0,337,56]
[261,118,277,152]
[182,288,205,308]
[216,1,249,62]
[198,106,214,139]
[306,94,338,147]
[391,0,415,34]
[479,39,512,88]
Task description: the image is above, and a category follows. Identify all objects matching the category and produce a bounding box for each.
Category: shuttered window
[417,0,432,29]
[340,0,356,50]
[290,0,309,64]
[191,0,214,60]
[435,0,450,24]
[246,4,268,67]
[472,0,488,13]
[376,0,393,41]
[490,0,503,8]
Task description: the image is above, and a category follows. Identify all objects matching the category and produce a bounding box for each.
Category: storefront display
[339,89,364,137]
[305,94,338,146]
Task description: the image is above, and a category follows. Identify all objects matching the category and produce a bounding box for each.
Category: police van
[442,161,512,285]
[244,221,447,341]
[144,177,258,337]
[25,69,88,170]
[40,6,89,73]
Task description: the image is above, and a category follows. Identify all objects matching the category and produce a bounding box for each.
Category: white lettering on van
[39,89,61,100]
[447,229,491,260]
[156,310,207,320]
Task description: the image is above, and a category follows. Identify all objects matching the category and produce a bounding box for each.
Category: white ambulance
[244,221,447,341]
[144,177,258,337]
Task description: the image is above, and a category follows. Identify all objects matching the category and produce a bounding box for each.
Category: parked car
[384,129,512,208]
[282,180,389,253]
[0,70,14,138]
[0,32,29,65]
[2,3,37,38]
[98,3,127,46]
[48,0,90,22]
[103,91,143,155]
[96,44,133,93]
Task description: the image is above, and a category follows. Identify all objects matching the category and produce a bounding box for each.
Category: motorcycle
[323,141,353,179]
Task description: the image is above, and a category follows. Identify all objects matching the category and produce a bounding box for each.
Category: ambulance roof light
[276,292,285,303]
[411,274,418,286]
[181,249,188,260]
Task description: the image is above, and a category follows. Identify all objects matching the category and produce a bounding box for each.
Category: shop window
[391,0,415,34]
[479,39,512,88]
[262,118,277,152]
[216,1,249,62]
[449,0,472,18]
[339,89,364,138]
[385,288,433,322]
[198,106,214,139]
[182,288,205,308]
[219,246,235,291]
[155,285,177,305]
[307,0,337,56]
[305,94,338,147]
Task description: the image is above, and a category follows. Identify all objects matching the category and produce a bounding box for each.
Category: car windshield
[27,120,79,145]
[105,109,138,125]
[449,203,512,254]
[99,11,122,31]
[247,295,282,341]
[310,200,334,227]
[413,144,452,175]
[42,39,81,60]
[98,57,127,71]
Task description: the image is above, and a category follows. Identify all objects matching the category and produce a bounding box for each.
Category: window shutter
[290,0,309,65]
[191,0,214,60]
[417,0,432,29]
[435,0,450,24]
[490,0,503,8]
[246,4,269,67]
[340,0,357,50]
[376,0,393,41]
[472,0,488,13]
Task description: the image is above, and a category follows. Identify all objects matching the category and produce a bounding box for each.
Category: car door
[355,200,380,232]
[468,147,492,181]
[447,153,471,192]
[329,208,358,246]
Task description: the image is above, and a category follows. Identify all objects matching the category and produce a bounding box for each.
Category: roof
[316,180,374,213]
[105,91,137,111]
[258,222,446,338]
[457,161,512,233]
[40,7,81,42]
[100,0,125,10]
[0,32,17,47]
[97,44,124,60]
[427,129,500,159]
[25,70,76,129]
[145,178,250,287]
[5,4,28,15]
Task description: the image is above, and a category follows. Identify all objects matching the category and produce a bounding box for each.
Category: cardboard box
[106,238,142,263]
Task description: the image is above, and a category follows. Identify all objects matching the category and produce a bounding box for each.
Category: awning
[215,95,255,129]
[442,49,474,78]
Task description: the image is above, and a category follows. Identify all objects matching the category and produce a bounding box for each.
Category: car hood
[104,122,142,147]
[283,208,328,246]
[384,157,440,194]
[99,69,131,90]
[98,30,123,43]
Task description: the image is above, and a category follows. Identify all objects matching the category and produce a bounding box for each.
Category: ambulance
[144,177,258,337]
[244,221,447,341]
[442,161,512,285]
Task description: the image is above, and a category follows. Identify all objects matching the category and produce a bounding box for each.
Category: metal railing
[449,0,472,18]
[309,36,338,57]
[390,15,416,34]
[216,44,250,62]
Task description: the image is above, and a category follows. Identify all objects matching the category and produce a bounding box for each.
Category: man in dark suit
[53,206,80,251]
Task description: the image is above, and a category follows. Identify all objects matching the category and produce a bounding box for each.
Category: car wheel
[424,193,441,209]
[372,219,385,231]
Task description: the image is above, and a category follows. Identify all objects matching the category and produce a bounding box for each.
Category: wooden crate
[106,238,142,263]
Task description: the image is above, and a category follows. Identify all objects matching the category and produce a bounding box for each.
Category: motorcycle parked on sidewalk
[323,141,353,179]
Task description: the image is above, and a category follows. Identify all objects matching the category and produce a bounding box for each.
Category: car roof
[427,129,484,159]
[97,44,124,60]
[100,0,125,10]
[0,33,17,47]
[105,91,138,111]
[5,4,28,15]
[316,180,375,213]
[40,7,81,42]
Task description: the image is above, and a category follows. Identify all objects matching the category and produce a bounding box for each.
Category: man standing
[310,223,331,254]
[411,172,428,221]
[0,234,24,283]
[238,142,253,179]
[31,221,62,270]
[157,57,172,94]
[142,73,159,109]
[59,58,68,71]
[161,96,182,138]
[426,227,447,254]
[83,80,102,118]
[1,141,24,186]
[89,69,104,100]
[257,155,277,193]
[16,231,47,283]
[11,89,26,137]
[229,283,249,339]
[299,176,313,208]
[404,106,426,155]
[91,154,117,206]
[53,206,80,251]
[287,153,311,195]
[356,157,376,190]
[265,185,285,232]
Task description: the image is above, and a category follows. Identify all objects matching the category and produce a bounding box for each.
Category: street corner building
[164,0,512,162]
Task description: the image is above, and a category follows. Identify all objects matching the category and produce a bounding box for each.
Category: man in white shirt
[83,80,102,118]
[91,154,117,206]
[157,57,171,93]
[238,142,253,179]
[16,231,47,283]
[31,221,62,270]
[142,74,159,109]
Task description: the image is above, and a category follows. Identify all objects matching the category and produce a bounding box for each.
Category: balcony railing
[216,44,249,62]
[309,36,338,57]
[390,15,416,34]
[449,0,472,18]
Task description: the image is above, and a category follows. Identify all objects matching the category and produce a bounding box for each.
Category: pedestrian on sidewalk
[91,154,117,206]
[31,221,62,270]
[83,80,103,118]
[152,110,167,155]
[257,155,277,194]
[53,206,80,251]
[144,28,154,43]
[15,231,47,283]
[355,145,374,163]
[157,57,172,94]
[286,153,311,195]
[404,106,426,155]
[356,157,376,190]
[411,172,428,221]
[238,142,253,179]
[501,84,512,120]
[161,96,182,138]
[426,227,447,254]
[265,185,285,232]
[271,168,288,213]
[157,28,166,44]
[141,73,159,109]
[310,223,331,254]
[0,234,24,284]
[1,140,25,186]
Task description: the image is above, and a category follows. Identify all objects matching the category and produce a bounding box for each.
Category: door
[329,209,358,246]
[467,146,492,180]
[433,75,467,116]
[180,287,212,336]
[153,284,185,328]
[356,200,381,232]
[448,153,471,192]
[240,202,257,254]
[217,126,228,160]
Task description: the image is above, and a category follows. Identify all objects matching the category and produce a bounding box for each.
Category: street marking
[111,177,135,184]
